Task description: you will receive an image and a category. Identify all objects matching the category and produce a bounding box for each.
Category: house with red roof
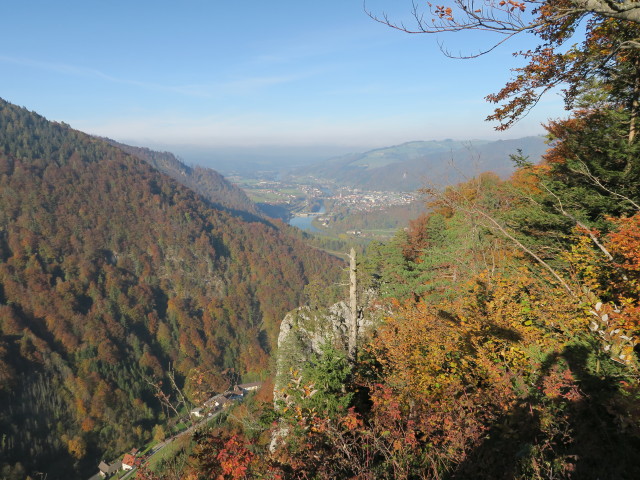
[122,453,143,471]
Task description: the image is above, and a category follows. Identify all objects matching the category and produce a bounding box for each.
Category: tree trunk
[628,57,640,145]
[348,248,358,363]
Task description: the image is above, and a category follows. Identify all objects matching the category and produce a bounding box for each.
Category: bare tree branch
[422,184,576,296]
[365,0,640,61]
[570,159,640,210]
[539,183,617,262]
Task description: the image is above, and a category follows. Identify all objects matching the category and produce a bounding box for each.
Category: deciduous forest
[143,135,640,478]
[0,99,342,478]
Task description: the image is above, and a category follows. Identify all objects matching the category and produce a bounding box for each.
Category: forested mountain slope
[104,139,261,217]
[257,129,640,478]
[117,3,640,477]
[0,98,342,478]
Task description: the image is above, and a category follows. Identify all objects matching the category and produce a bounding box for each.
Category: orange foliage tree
[369,1,640,131]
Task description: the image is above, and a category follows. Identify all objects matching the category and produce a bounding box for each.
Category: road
[117,406,227,479]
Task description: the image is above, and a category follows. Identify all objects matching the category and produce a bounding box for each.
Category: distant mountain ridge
[104,139,261,217]
[289,137,548,191]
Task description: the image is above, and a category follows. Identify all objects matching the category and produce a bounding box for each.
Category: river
[289,202,326,233]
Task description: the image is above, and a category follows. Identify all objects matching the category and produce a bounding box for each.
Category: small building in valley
[98,460,121,477]
[215,396,233,409]
[122,453,142,470]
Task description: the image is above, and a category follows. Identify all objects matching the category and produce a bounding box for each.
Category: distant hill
[0,98,342,478]
[105,140,261,217]
[164,144,361,178]
[289,137,548,191]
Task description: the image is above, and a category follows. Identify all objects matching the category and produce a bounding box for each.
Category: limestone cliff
[275,302,349,392]
[273,295,382,401]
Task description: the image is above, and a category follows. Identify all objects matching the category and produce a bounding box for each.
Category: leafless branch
[423,183,576,295]
[540,183,617,262]
[570,159,640,210]
[144,363,192,420]
[168,363,192,411]
[364,0,640,58]
[144,376,181,419]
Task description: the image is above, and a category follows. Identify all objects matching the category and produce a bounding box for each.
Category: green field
[146,435,192,472]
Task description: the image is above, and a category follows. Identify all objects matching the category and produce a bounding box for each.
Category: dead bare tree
[144,363,192,420]
[348,248,359,363]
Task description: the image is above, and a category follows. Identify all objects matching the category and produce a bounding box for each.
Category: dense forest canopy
[0,98,342,478]
[134,144,640,478]
[159,138,640,479]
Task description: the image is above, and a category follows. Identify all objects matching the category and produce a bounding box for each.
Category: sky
[0,1,569,155]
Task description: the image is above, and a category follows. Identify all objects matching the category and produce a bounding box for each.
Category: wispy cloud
[0,55,110,79]
[0,54,210,95]
[0,54,315,98]
[216,70,321,94]
[248,23,391,67]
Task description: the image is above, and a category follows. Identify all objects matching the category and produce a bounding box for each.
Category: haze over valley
[216,136,547,239]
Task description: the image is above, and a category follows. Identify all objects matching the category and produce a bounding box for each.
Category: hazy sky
[1,1,568,149]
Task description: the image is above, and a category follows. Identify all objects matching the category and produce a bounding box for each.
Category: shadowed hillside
[105,139,262,218]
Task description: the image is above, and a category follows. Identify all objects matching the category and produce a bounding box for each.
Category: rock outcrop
[275,302,351,392]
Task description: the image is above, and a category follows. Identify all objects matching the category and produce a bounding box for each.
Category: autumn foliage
[0,98,342,478]
[257,124,640,478]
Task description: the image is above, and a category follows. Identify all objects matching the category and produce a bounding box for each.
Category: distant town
[328,188,417,213]
[229,176,419,215]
